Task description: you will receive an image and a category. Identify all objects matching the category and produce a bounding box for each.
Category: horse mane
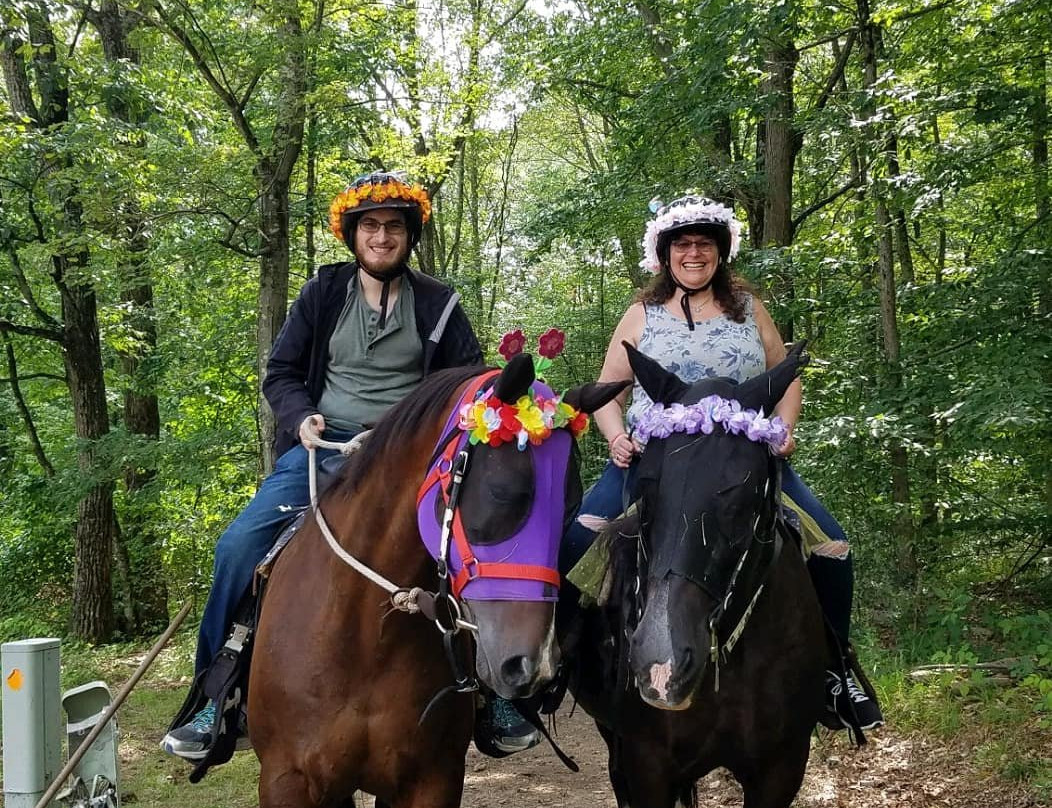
[583,513,641,693]
[338,365,491,492]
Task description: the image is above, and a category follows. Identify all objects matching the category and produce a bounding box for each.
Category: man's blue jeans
[194,430,355,675]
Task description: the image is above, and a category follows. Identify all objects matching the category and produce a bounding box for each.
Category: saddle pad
[566,498,826,603]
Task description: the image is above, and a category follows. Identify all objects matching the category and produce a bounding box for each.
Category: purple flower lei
[632,395,789,450]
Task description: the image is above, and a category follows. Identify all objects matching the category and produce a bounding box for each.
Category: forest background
[0,0,1049,792]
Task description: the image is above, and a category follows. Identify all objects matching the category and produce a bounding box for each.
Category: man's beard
[358,261,406,281]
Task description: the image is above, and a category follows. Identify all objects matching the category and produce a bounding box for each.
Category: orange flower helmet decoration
[329,171,432,244]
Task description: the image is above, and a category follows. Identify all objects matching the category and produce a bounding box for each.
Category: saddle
[166,452,349,782]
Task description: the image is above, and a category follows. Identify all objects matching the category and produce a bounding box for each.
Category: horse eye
[715,471,752,496]
[489,482,527,504]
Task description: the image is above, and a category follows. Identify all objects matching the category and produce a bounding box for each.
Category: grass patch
[4,625,1051,806]
[871,665,1052,803]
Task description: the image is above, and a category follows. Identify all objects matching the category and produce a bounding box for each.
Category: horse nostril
[679,647,694,677]
[500,655,535,687]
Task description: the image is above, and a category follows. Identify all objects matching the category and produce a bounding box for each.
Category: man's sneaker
[474,696,541,757]
[161,702,251,761]
[825,669,885,731]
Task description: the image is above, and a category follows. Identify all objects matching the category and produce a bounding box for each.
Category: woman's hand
[774,425,796,457]
[609,432,642,468]
[299,414,326,448]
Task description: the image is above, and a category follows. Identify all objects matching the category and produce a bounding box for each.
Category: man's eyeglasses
[359,218,408,235]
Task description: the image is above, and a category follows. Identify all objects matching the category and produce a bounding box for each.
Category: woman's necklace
[689,294,715,313]
[676,291,716,331]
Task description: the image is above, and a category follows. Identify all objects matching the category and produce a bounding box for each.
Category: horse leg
[736,743,809,808]
[386,770,464,808]
[596,724,679,808]
[259,766,319,808]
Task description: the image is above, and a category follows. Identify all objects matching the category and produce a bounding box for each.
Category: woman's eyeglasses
[670,237,717,251]
[359,218,408,235]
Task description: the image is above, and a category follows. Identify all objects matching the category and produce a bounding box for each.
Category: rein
[306,437,479,633]
[306,428,484,719]
[703,457,784,692]
[304,369,569,724]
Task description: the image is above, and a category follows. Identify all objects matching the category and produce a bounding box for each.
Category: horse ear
[624,342,688,405]
[563,379,631,415]
[493,353,535,401]
[735,340,809,412]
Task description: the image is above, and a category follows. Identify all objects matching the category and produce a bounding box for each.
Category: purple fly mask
[416,377,573,602]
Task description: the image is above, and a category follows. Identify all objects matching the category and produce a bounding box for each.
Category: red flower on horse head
[537,328,566,360]
[498,329,527,361]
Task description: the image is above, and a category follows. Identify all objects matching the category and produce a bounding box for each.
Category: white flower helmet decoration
[639,194,743,274]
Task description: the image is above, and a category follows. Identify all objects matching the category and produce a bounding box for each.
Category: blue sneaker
[476,696,541,756]
[161,702,251,761]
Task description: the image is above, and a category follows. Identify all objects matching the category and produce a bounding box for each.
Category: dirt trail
[427,706,1037,808]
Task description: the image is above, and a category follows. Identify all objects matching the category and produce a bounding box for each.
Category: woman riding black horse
[560,193,882,734]
[569,344,825,808]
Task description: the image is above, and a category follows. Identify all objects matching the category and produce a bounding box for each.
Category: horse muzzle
[464,599,559,699]
[630,582,709,709]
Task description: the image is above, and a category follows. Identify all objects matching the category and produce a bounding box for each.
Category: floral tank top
[626,296,767,429]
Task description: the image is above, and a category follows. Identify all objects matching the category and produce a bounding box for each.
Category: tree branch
[798,26,858,52]
[791,176,862,231]
[0,372,66,382]
[238,67,263,113]
[138,0,263,159]
[0,319,64,341]
[2,229,61,329]
[812,30,857,112]
[2,337,55,476]
[890,0,958,23]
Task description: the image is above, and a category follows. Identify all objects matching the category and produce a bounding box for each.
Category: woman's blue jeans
[194,430,355,675]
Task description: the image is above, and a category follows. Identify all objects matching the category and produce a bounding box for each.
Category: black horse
[568,343,826,808]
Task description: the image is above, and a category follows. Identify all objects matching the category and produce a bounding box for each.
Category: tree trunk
[91,0,169,632]
[1032,53,1049,316]
[860,0,916,582]
[258,167,293,473]
[761,34,800,341]
[886,130,916,285]
[61,266,116,643]
[305,108,318,280]
[4,5,117,642]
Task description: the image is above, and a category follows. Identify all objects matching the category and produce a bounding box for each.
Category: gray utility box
[2,638,63,808]
[59,681,120,808]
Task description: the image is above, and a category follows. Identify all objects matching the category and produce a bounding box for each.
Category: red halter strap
[416,371,563,599]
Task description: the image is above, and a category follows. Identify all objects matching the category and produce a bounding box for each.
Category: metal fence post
[2,638,63,808]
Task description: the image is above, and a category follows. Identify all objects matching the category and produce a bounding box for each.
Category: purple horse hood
[416,379,571,602]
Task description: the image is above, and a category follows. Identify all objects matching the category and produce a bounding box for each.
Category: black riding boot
[807,551,853,649]
[807,551,884,736]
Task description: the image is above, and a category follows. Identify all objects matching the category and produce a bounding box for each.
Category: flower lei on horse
[458,328,588,450]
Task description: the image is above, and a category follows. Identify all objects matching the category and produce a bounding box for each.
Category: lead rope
[306,437,478,633]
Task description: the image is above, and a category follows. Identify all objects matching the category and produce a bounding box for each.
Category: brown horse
[568,343,826,808]
[249,357,625,808]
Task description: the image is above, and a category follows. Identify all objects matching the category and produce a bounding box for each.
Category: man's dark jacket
[264,262,484,456]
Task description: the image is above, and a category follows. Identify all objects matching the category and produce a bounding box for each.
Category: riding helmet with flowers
[640,194,743,274]
[329,171,432,249]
